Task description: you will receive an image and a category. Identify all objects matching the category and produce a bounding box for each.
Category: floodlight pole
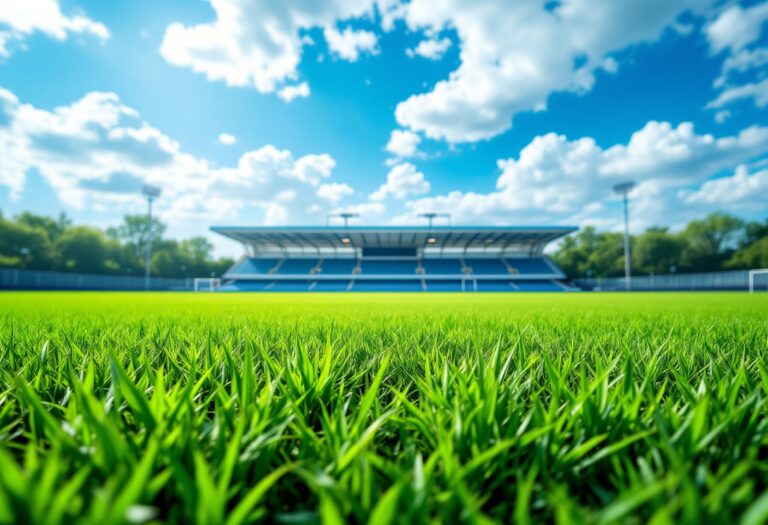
[418,213,451,228]
[613,181,634,291]
[328,212,359,228]
[142,185,161,290]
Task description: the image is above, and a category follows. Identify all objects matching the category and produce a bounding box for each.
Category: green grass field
[1,292,767,524]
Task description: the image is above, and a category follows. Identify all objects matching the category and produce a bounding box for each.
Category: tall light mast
[141,184,161,290]
[613,181,635,291]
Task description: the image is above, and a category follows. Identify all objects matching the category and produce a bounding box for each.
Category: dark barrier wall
[0,268,192,291]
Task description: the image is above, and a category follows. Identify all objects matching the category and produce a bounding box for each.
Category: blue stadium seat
[505,258,556,275]
[476,280,515,291]
[421,259,464,274]
[278,259,319,274]
[269,281,312,291]
[424,280,463,291]
[219,281,274,291]
[464,259,508,274]
[312,280,351,291]
[360,260,416,274]
[229,258,281,275]
[319,259,358,274]
[351,280,423,291]
[514,280,564,291]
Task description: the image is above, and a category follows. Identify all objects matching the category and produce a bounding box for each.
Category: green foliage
[0,292,767,524]
[553,212,764,278]
[0,212,232,278]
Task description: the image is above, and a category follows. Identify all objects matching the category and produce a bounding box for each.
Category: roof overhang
[211,225,577,253]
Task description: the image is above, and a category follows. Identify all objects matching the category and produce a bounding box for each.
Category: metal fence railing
[575,270,762,291]
[0,267,193,291]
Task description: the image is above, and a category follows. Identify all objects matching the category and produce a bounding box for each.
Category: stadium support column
[613,181,635,291]
[142,185,161,290]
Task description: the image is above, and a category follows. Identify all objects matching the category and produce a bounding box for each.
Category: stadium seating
[351,280,423,291]
[424,280,464,291]
[270,281,312,291]
[464,259,509,274]
[228,258,281,275]
[278,259,319,274]
[476,280,515,291]
[312,280,352,291]
[219,281,274,291]
[505,258,557,275]
[421,259,464,274]
[514,280,565,291]
[319,259,358,274]
[359,260,417,274]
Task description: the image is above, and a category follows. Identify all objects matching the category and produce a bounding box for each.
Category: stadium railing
[576,269,761,291]
[0,267,193,291]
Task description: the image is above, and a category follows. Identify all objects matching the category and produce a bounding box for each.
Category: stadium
[211,225,577,292]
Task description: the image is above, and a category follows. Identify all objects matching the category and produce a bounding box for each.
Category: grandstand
[210,226,577,292]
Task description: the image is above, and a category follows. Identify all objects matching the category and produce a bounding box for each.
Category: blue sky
[0,0,767,255]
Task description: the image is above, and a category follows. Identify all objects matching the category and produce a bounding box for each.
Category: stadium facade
[211,225,577,292]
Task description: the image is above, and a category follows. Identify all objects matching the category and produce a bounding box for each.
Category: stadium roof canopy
[211,225,577,256]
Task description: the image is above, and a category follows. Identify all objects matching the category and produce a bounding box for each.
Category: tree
[727,236,768,269]
[551,226,625,278]
[107,215,167,261]
[0,218,54,269]
[55,227,109,273]
[15,212,72,243]
[633,228,685,275]
[679,212,744,272]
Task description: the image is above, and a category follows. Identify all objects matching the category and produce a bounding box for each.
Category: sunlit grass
[1,292,767,524]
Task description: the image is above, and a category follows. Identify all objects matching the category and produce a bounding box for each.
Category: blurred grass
[0,292,767,524]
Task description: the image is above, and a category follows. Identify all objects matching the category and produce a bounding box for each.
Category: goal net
[194,278,221,292]
[749,269,768,293]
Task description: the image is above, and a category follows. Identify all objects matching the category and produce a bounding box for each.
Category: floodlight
[612,180,634,290]
[427,237,437,244]
[328,212,360,228]
[141,184,162,290]
[418,212,451,228]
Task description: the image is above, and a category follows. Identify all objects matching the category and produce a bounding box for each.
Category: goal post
[748,269,768,293]
[194,278,221,292]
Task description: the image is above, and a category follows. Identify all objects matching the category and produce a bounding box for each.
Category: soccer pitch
[1,292,767,524]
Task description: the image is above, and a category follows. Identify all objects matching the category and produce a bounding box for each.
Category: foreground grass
[1,292,767,524]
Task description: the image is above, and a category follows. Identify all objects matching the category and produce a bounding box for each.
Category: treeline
[0,212,234,278]
[552,212,768,279]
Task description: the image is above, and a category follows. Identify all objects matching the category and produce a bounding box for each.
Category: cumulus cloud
[370,162,430,201]
[278,82,310,102]
[0,87,355,226]
[0,0,109,56]
[706,3,768,111]
[394,0,714,143]
[316,182,354,204]
[323,26,378,61]
[680,165,768,207]
[406,36,451,60]
[708,78,768,110]
[705,3,768,54]
[385,129,421,157]
[401,120,768,228]
[159,0,378,94]
[218,132,236,145]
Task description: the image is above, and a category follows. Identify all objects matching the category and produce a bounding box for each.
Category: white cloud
[370,162,430,201]
[385,129,421,157]
[706,3,768,112]
[394,0,713,143]
[159,0,377,93]
[278,82,310,102]
[0,87,356,227]
[323,25,378,61]
[705,3,768,54]
[218,132,236,145]
[401,120,768,227]
[333,201,386,217]
[680,165,768,207]
[714,110,731,124]
[0,0,109,56]
[317,182,354,204]
[406,36,451,60]
[707,78,768,110]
